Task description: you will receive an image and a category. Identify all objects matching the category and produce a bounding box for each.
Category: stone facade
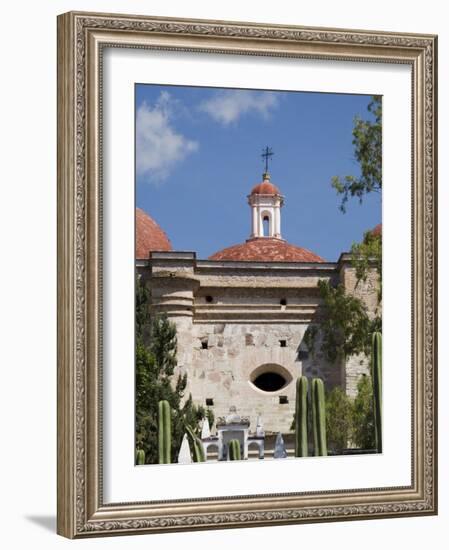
[137,251,379,434]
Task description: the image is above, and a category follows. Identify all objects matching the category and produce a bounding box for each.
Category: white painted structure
[248,173,284,239]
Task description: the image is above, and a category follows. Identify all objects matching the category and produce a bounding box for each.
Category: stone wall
[142,253,348,434]
[138,252,380,434]
[171,319,339,434]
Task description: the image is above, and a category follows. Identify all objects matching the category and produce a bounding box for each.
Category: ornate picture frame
[57,11,437,538]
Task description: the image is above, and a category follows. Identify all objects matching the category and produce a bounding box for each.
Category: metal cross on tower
[261,146,274,174]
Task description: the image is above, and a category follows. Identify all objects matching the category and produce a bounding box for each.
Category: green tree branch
[332,95,382,212]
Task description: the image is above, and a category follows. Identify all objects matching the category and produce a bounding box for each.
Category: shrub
[352,375,376,450]
[325,386,353,453]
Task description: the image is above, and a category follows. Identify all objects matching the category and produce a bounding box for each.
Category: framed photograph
[57,11,438,538]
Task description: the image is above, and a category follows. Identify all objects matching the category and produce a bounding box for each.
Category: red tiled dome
[371,223,382,237]
[250,181,281,196]
[136,208,172,259]
[209,238,325,263]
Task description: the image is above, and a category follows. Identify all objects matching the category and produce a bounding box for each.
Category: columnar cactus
[186,425,206,462]
[229,439,241,461]
[135,449,145,465]
[158,400,171,464]
[372,331,382,453]
[311,378,327,456]
[295,376,308,457]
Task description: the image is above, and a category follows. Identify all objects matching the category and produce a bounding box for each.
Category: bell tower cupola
[247,147,284,240]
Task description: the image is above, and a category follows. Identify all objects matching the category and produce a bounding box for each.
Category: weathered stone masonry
[137,251,379,434]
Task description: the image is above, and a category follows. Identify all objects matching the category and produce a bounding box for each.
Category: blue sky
[135,84,381,262]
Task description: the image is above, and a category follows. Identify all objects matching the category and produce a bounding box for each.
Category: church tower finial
[261,146,274,180]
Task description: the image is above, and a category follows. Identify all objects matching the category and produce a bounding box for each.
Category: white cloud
[198,90,280,125]
[136,92,198,183]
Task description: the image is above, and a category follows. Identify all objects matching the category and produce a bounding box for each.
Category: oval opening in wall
[249,364,292,394]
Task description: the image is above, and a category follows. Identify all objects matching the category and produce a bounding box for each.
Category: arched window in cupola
[262,214,271,237]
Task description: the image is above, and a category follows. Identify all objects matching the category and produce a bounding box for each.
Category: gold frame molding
[57,11,438,538]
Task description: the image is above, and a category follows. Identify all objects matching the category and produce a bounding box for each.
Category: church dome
[136,208,172,259]
[250,174,281,196]
[250,181,281,196]
[210,163,324,263]
[209,238,325,263]
[370,223,382,237]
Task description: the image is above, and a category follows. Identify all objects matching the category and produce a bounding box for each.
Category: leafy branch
[331,95,382,213]
[305,280,381,363]
[350,228,382,305]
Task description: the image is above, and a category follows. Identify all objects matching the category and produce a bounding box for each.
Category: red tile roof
[136,208,172,259]
[209,238,325,263]
[250,181,281,196]
[371,223,382,237]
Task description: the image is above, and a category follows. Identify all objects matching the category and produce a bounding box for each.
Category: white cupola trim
[247,173,284,240]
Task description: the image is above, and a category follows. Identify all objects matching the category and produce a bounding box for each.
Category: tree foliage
[350,229,382,306]
[136,274,151,342]
[135,277,213,464]
[351,230,382,284]
[325,386,353,453]
[306,280,380,363]
[331,95,382,212]
[352,375,376,450]
[325,377,376,452]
